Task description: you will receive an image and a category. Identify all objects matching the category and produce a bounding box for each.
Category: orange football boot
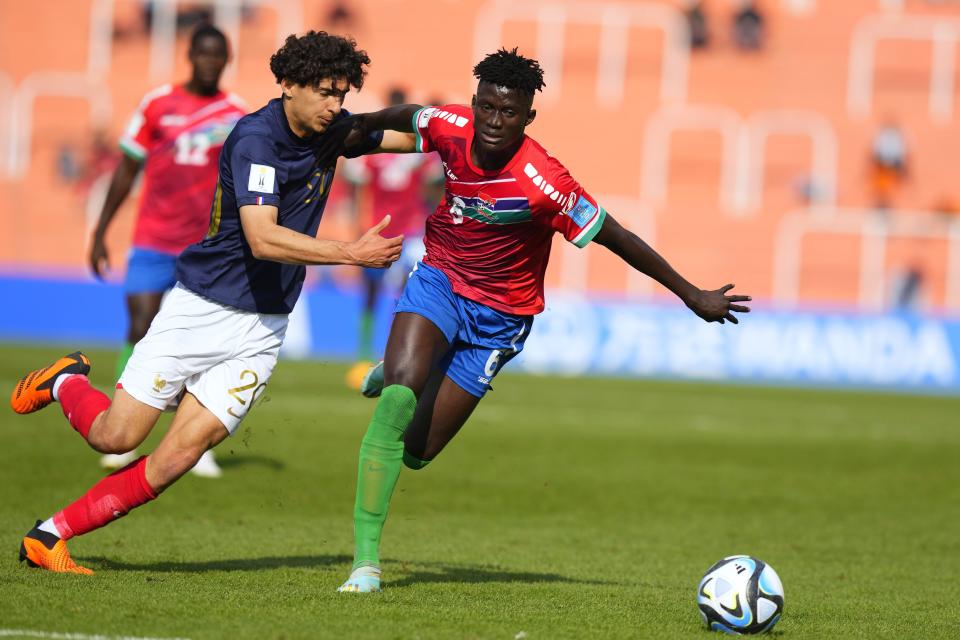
[10,351,91,414]
[19,521,93,575]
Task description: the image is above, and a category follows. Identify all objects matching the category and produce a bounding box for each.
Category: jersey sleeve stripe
[412,107,426,153]
[118,137,146,161]
[205,181,223,238]
[571,206,607,248]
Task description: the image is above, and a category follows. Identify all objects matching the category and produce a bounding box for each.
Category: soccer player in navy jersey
[92,24,245,477]
[9,31,411,574]
[337,48,752,592]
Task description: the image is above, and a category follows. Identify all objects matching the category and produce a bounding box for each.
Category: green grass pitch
[0,343,957,639]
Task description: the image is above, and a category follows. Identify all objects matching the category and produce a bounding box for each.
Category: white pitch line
[0,630,190,640]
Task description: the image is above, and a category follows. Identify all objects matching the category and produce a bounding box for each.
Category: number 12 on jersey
[175,132,211,166]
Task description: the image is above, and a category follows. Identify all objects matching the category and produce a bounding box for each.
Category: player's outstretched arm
[89,154,142,279]
[361,104,422,133]
[342,104,424,154]
[239,205,402,268]
[593,213,751,324]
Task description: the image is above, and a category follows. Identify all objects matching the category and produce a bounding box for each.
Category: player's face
[188,36,229,93]
[471,82,535,154]
[281,77,349,138]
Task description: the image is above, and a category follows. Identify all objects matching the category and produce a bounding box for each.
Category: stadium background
[1,3,959,639]
[2,0,960,391]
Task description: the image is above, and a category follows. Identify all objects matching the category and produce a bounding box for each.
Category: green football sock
[353,384,417,569]
[358,310,374,361]
[115,343,134,381]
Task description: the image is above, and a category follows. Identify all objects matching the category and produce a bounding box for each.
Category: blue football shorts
[395,262,533,398]
[124,247,178,294]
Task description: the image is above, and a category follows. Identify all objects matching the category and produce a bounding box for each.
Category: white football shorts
[119,283,288,434]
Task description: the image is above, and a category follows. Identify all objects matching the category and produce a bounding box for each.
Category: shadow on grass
[213,454,285,471]
[387,559,615,588]
[81,554,615,587]
[85,554,351,573]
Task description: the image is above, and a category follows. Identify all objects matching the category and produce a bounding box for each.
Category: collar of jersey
[177,83,225,103]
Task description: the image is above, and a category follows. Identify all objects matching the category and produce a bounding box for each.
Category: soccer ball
[696,555,784,635]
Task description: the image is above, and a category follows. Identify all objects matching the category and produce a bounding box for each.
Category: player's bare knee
[383,364,425,396]
[382,361,407,387]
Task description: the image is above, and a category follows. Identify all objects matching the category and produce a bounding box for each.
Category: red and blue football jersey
[120,84,246,255]
[413,104,606,315]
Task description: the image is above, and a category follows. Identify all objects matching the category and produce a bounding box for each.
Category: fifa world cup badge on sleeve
[567,196,597,228]
[248,164,276,193]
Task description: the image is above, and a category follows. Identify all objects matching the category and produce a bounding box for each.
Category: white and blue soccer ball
[697,555,784,635]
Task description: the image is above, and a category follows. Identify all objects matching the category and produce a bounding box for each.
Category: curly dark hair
[269,31,370,89]
[472,47,545,95]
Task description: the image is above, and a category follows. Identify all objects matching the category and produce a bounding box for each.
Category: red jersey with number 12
[120,84,246,254]
[413,104,606,315]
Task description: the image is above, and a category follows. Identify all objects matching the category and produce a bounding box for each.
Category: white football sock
[51,374,76,401]
[37,517,62,538]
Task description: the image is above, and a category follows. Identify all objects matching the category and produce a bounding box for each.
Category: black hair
[472,47,545,96]
[270,30,370,89]
[190,24,228,52]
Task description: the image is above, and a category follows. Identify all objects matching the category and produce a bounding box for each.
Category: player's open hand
[89,235,110,280]
[349,215,403,268]
[685,284,751,324]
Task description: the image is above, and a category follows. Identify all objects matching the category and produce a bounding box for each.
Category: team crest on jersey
[447,193,531,225]
[476,192,497,217]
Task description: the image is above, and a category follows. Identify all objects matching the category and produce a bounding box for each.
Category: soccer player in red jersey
[89,24,246,476]
[338,48,752,592]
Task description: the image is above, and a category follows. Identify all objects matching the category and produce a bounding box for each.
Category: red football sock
[53,456,157,540]
[58,375,111,440]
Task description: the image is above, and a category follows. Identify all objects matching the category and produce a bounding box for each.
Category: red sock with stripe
[57,375,111,441]
[53,456,157,540]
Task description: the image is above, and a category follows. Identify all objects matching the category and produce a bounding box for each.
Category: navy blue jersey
[175,98,382,313]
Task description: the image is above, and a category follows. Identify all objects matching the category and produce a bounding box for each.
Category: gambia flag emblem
[475,192,497,219]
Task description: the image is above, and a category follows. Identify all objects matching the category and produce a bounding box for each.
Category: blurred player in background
[338,48,752,593]
[88,24,246,477]
[9,31,408,575]
[869,118,909,212]
[342,87,443,388]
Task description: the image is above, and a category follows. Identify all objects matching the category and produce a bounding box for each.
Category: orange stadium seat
[3,0,960,311]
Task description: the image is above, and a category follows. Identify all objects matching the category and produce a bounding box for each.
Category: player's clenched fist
[349,215,404,268]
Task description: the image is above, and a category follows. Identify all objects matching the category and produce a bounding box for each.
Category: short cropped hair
[472,47,545,96]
